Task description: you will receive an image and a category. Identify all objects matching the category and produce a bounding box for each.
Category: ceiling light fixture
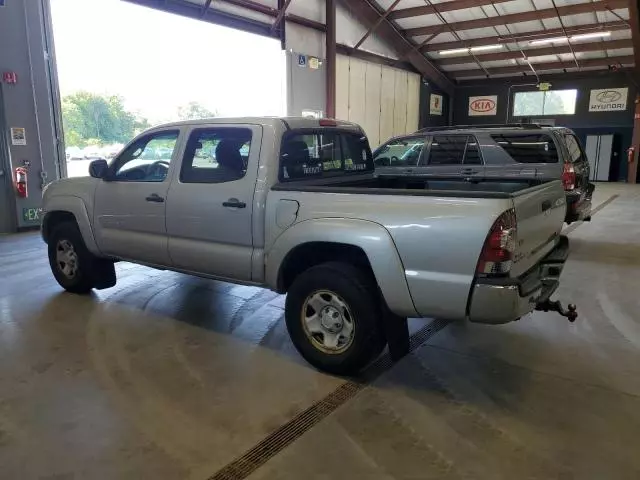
[529,36,569,46]
[470,44,504,52]
[439,48,470,55]
[570,31,611,41]
[439,44,503,55]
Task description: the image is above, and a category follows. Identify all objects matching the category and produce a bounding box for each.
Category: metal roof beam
[422,21,630,52]
[628,0,640,79]
[390,0,513,19]
[340,0,454,96]
[124,0,277,37]
[405,0,629,37]
[271,0,293,32]
[353,0,402,50]
[438,39,634,65]
[451,55,635,78]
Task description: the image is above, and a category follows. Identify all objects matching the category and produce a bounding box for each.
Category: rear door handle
[145,193,164,203]
[223,198,246,209]
[461,168,478,175]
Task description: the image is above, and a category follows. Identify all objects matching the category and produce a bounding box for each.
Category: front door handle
[223,198,246,209]
[461,168,478,175]
[145,193,164,203]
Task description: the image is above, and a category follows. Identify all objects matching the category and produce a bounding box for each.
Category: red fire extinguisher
[628,146,636,164]
[14,167,28,197]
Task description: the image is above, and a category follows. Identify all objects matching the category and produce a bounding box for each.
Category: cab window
[425,135,467,165]
[279,131,373,181]
[180,128,252,183]
[564,134,587,163]
[110,130,179,182]
[374,137,425,167]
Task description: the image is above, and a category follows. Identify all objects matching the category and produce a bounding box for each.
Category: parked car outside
[373,124,595,223]
[83,146,106,161]
[65,146,85,161]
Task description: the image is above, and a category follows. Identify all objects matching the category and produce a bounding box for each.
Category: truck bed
[272,174,544,198]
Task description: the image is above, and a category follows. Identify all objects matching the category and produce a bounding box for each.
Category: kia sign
[589,88,628,112]
[468,95,498,116]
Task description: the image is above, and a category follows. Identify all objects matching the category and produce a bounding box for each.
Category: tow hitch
[535,299,578,322]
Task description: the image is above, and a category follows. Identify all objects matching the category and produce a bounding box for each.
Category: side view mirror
[89,159,108,179]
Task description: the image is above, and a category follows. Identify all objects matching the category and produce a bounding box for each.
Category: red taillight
[477,209,517,276]
[562,163,576,191]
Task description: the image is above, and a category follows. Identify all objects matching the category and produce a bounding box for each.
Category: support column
[628,95,640,183]
[325,0,336,118]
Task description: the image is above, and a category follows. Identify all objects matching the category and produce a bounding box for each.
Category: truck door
[93,129,181,265]
[166,124,262,282]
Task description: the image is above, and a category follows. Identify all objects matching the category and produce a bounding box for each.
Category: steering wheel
[148,160,170,178]
[391,156,399,164]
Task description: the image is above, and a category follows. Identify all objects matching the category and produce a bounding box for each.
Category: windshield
[279,130,374,182]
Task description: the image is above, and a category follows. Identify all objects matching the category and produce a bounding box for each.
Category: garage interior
[2,0,640,479]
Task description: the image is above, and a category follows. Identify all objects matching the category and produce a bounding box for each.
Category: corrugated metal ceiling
[378,0,636,81]
[124,0,637,83]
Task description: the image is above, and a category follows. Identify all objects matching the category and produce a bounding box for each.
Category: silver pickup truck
[42,117,576,375]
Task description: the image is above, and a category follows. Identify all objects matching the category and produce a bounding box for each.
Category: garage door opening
[50,0,286,178]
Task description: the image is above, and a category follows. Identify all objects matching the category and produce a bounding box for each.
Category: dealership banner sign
[469,95,498,116]
[588,88,628,112]
[430,94,443,115]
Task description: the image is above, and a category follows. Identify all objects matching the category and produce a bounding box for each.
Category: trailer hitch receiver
[535,299,578,322]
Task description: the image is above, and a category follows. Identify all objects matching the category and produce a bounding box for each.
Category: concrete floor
[1,183,639,479]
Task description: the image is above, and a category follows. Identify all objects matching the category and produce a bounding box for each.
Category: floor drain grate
[208,318,451,480]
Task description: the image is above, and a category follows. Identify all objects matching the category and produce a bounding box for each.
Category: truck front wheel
[48,221,115,294]
[285,262,386,375]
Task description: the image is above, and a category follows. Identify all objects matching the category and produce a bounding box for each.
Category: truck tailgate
[509,179,566,278]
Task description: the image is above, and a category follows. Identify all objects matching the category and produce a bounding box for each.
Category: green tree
[177,101,217,120]
[61,92,149,147]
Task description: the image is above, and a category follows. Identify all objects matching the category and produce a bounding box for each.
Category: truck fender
[43,196,101,256]
[266,218,418,318]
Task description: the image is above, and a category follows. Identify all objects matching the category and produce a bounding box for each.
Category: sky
[50,0,286,123]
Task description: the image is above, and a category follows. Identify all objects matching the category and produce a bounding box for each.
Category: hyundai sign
[588,88,628,112]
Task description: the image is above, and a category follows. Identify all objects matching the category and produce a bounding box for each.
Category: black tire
[285,262,386,375]
[48,221,110,294]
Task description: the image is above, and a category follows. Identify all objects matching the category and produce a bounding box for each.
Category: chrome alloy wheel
[56,239,79,279]
[301,290,355,354]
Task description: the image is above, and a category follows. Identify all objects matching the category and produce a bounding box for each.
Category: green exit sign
[22,207,43,223]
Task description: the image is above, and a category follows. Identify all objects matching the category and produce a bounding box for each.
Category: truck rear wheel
[285,262,386,375]
[48,221,115,294]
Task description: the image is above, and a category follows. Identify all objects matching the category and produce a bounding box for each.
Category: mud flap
[92,259,117,289]
[382,309,409,361]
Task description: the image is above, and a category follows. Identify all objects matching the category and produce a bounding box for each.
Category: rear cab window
[490,133,559,163]
[279,129,374,181]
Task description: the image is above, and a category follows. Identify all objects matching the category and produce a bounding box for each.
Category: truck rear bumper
[468,236,569,324]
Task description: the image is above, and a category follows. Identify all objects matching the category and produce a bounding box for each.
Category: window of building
[513,89,577,117]
[490,133,559,164]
